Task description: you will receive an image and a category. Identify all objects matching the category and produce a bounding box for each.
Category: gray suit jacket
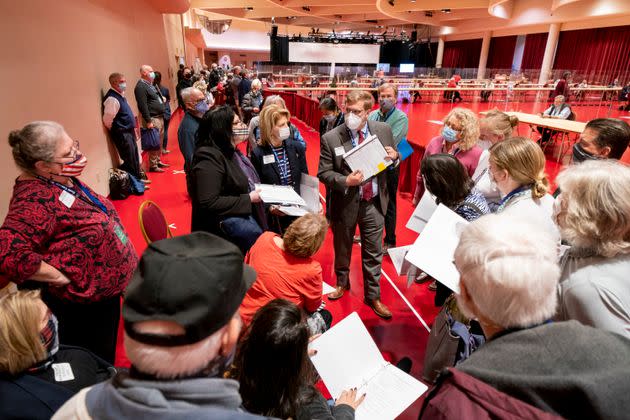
[318,120,395,225]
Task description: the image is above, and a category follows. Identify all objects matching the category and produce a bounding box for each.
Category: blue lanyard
[271,145,290,185]
[380,108,395,123]
[36,175,109,215]
[348,127,370,148]
[497,185,530,210]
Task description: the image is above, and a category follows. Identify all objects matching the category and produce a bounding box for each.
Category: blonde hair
[443,108,480,151]
[0,290,47,375]
[251,79,262,89]
[378,83,398,97]
[556,160,630,257]
[481,109,519,139]
[283,214,328,258]
[454,213,559,329]
[259,105,291,147]
[345,90,374,111]
[490,137,549,198]
[193,81,207,92]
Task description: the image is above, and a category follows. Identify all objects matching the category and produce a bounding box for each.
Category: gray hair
[251,78,262,89]
[180,87,200,104]
[555,95,565,102]
[263,95,286,109]
[8,121,64,172]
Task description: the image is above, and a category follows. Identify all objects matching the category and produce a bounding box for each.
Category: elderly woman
[473,110,519,209]
[0,121,137,363]
[554,161,630,339]
[488,137,558,238]
[248,95,306,153]
[241,78,264,124]
[0,290,113,419]
[189,105,264,254]
[240,214,331,334]
[413,108,482,205]
[419,213,630,419]
[251,105,308,232]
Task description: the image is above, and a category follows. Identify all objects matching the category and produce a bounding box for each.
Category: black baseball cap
[123,232,257,347]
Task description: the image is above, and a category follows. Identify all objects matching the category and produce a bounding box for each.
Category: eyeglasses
[346,108,364,116]
[51,141,81,164]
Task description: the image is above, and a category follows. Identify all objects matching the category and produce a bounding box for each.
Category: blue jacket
[178,112,201,173]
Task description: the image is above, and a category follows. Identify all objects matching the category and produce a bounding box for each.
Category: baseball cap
[123,232,257,347]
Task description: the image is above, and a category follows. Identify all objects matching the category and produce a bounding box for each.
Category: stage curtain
[487,35,517,70]
[442,39,483,68]
[554,25,630,82]
[521,33,548,69]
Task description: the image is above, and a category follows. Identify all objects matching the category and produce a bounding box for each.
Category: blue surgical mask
[195,100,210,115]
[118,82,127,92]
[442,126,459,143]
[149,71,156,80]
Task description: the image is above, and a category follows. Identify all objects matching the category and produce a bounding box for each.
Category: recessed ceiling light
[441,8,451,13]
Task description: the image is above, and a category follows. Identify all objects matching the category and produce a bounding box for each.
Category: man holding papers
[318,90,398,319]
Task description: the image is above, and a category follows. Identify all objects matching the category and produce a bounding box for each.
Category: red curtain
[554,25,630,82]
[487,36,517,69]
[442,39,483,68]
[521,33,548,69]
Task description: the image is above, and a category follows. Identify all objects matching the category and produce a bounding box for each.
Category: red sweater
[0,178,137,303]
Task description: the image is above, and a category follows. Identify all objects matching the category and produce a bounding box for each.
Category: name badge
[114,223,129,245]
[263,154,275,165]
[334,146,345,157]
[52,363,75,382]
[59,191,76,208]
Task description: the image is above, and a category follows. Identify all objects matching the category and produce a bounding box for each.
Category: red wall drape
[442,39,483,68]
[554,25,630,82]
[487,35,517,69]
[521,33,548,69]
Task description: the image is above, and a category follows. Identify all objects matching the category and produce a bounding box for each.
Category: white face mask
[278,126,291,140]
[345,112,363,131]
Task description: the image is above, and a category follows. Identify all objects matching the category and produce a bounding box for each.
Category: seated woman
[189,105,264,254]
[240,214,331,334]
[413,107,483,205]
[420,213,630,419]
[554,160,630,339]
[0,290,113,420]
[488,137,558,238]
[473,110,519,209]
[420,154,490,299]
[247,95,306,154]
[240,78,264,124]
[234,299,364,419]
[251,105,309,233]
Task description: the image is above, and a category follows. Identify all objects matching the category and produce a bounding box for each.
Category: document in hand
[276,174,322,216]
[342,134,392,180]
[309,312,428,420]
[404,204,467,293]
[255,183,306,206]
[405,192,438,234]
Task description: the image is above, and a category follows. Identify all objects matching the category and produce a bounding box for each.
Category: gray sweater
[458,321,630,420]
[557,247,630,339]
[134,79,165,123]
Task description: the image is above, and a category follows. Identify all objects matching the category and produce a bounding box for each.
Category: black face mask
[572,143,601,163]
[184,74,192,79]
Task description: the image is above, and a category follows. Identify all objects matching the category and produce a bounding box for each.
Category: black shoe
[396,357,412,374]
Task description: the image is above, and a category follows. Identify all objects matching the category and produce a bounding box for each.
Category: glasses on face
[346,108,364,116]
[52,141,81,164]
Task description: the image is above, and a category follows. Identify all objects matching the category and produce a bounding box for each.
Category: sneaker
[414,271,430,284]
[353,235,361,244]
[428,280,437,291]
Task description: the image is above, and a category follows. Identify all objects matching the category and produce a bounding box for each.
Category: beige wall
[0,0,176,220]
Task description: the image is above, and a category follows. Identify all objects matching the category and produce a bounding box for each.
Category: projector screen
[289,42,380,64]
[377,63,390,72]
[399,63,415,73]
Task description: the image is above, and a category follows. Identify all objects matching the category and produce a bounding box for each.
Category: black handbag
[109,169,132,200]
[140,127,160,151]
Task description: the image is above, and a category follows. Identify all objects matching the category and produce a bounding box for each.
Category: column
[477,31,492,80]
[435,37,445,68]
[511,35,526,74]
[539,23,561,84]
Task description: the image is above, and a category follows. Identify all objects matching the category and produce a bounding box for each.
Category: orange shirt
[240,232,323,325]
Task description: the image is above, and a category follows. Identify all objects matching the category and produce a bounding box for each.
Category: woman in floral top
[0,121,137,363]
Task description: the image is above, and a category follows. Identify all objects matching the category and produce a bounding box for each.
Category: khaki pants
[142,117,163,169]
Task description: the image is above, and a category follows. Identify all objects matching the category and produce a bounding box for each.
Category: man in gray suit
[318,90,399,319]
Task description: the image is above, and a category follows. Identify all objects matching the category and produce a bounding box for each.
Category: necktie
[358,130,374,201]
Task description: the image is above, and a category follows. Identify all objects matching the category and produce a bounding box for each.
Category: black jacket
[250,139,308,194]
[189,144,253,237]
[319,112,345,138]
[134,80,165,123]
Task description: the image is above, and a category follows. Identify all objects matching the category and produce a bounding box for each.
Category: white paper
[322,282,336,295]
[343,134,392,180]
[276,206,309,217]
[310,313,427,420]
[300,174,321,213]
[405,192,438,234]
[405,204,468,293]
[387,246,413,276]
[255,183,306,206]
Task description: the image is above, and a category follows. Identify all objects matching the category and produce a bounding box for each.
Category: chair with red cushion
[138,200,172,244]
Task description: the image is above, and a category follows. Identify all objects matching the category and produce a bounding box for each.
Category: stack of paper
[406,192,438,234]
[310,312,428,420]
[255,183,306,206]
[404,204,468,293]
[343,134,392,180]
[275,174,322,216]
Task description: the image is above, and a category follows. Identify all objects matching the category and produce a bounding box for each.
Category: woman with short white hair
[241,78,264,124]
[419,212,630,419]
[554,160,630,339]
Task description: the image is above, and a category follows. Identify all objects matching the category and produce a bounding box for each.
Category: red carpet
[111,101,626,419]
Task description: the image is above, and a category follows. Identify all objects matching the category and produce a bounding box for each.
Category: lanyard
[380,108,395,123]
[348,126,370,148]
[442,141,461,156]
[36,175,109,215]
[497,185,530,212]
[271,145,290,185]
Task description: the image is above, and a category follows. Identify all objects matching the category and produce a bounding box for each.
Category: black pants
[163,117,170,150]
[111,128,141,178]
[536,126,555,144]
[384,166,400,246]
[42,291,121,365]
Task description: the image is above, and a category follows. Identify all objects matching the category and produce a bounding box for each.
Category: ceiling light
[245,6,253,11]
[441,8,451,13]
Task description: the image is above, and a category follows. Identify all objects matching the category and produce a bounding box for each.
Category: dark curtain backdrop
[270,36,289,64]
[521,33,548,69]
[442,39,482,68]
[554,25,630,81]
[487,35,517,69]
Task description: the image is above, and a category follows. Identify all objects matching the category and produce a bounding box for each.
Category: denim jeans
[219,215,263,255]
